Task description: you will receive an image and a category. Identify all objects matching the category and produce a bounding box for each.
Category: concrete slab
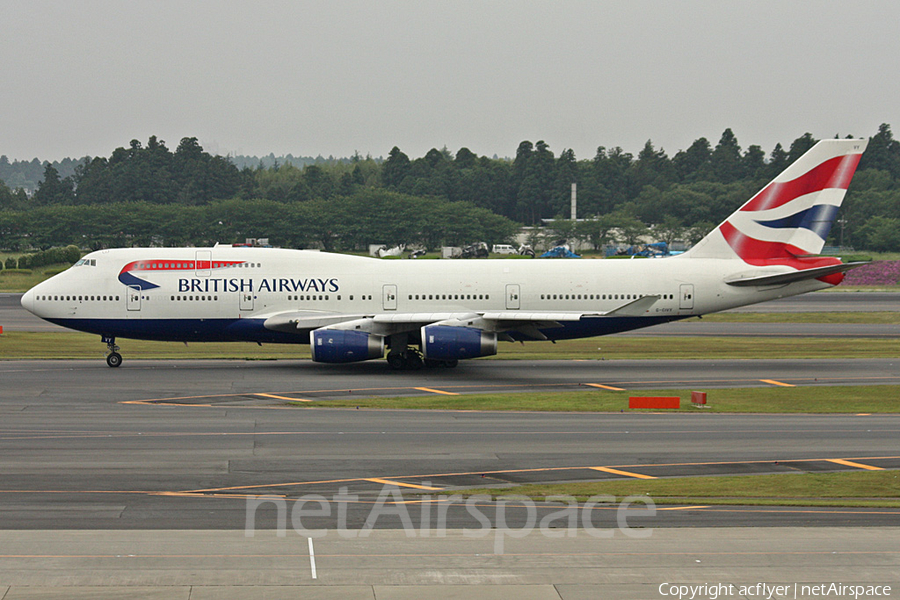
[372,585,561,599]
[556,584,673,600]
[190,586,375,599]
[1,528,897,590]
[2,587,191,599]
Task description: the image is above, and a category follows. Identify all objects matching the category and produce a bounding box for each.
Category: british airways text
[178,278,339,293]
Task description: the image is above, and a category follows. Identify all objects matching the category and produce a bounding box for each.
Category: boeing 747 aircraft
[21,139,867,369]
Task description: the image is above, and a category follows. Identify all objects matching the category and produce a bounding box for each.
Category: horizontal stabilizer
[724,262,866,287]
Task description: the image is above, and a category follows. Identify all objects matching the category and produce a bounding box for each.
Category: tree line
[0,192,517,254]
[2,124,900,252]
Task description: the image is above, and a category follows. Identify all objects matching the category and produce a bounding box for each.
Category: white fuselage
[21,246,828,344]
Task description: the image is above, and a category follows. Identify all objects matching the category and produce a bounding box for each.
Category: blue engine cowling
[421,325,497,361]
[310,329,384,363]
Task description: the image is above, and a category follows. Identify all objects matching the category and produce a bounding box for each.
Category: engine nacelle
[310,329,384,363]
[421,325,497,361]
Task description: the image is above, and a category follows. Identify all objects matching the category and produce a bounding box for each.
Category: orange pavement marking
[414,387,460,396]
[257,393,312,402]
[365,478,443,491]
[760,379,795,387]
[590,466,656,480]
[826,458,884,471]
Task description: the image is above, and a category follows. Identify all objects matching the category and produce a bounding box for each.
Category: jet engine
[421,325,497,361]
[310,329,384,363]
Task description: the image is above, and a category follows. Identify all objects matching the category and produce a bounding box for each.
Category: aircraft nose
[21,288,35,314]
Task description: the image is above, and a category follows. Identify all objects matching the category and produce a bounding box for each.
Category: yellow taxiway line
[589,466,657,480]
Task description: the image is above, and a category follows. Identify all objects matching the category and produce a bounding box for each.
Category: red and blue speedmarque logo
[118,259,245,290]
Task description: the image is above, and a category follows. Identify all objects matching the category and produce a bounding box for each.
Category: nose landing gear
[103,336,122,368]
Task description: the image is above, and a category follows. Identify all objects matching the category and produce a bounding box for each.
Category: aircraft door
[679,284,694,310]
[126,285,141,311]
[195,250,211,277]
[240,291,254,311]
[506,284,520,310]
[383,284,397,311]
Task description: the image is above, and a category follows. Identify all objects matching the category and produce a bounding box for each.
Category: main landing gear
[386,347,458,371]
[103,336,122,368]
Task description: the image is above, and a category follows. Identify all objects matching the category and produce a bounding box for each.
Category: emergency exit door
[126,285,141,311]
[506,284,520,309]
[240,291,254,311]
[680,284,694,310]
[383,284,397,310]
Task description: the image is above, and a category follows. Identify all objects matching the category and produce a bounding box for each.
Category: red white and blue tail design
[686,139,867,280]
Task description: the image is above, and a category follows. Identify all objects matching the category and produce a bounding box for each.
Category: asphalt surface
[2,358,899,531]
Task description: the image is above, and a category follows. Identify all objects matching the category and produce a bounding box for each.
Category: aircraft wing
[262,295,660,339]
[262,311,368,332]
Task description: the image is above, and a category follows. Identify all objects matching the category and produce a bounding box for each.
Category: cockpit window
[74,259,97,267]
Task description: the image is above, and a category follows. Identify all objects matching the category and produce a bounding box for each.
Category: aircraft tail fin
[684,138,867,267]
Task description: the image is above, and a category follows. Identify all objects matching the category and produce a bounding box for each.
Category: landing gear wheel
[405,351,424,371]
[441,359,458,368]
[106,352,122,368]
[387,352,406,371]
[103,336,121,368]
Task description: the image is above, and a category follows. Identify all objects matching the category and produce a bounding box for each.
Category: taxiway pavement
[1,358,899,531]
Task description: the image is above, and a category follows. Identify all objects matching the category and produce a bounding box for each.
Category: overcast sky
[3,1,899,162]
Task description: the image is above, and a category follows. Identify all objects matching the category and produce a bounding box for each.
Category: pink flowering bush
[841,261,900,286]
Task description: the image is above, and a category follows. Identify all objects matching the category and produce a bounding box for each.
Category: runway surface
[1,360,899,595]
[2,358,899,532]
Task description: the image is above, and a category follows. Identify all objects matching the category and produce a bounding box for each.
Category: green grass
[307,385,900,413]
[0,262,70,292]
[452,471,900,507]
